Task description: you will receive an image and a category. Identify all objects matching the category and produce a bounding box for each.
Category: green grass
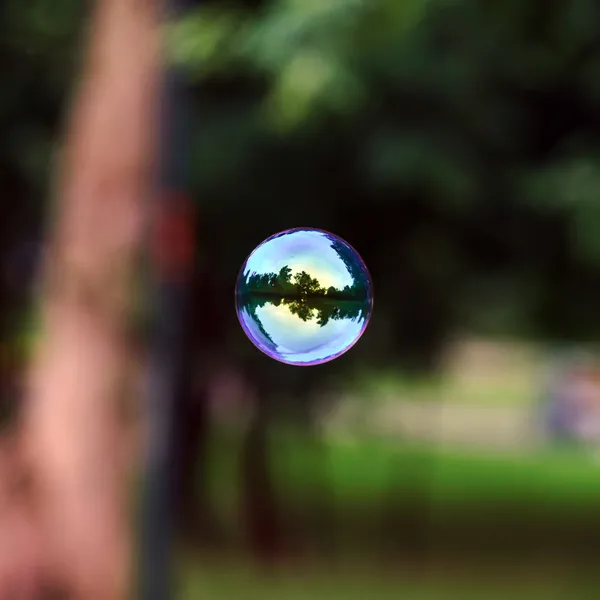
[209,429,600,511]
[318,442,600,510]
[169,425,600,600]
[203,428,600,561]
[180,561,600,600]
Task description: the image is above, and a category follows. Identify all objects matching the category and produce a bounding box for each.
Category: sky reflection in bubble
[235,228,373,366]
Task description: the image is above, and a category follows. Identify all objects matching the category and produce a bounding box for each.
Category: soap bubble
[235,228,373,366]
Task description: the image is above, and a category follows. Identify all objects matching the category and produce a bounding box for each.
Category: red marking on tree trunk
[152,193,196,282]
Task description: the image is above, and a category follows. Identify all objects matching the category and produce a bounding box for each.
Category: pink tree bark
[0,0,162,598]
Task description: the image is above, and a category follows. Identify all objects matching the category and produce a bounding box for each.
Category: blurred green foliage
[0,0,82,348]
[5,0,600,367]
[165,0,600,369]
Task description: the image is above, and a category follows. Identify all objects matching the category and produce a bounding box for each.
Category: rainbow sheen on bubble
[235,228,373,366]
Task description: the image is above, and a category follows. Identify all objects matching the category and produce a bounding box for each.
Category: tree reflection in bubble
[235,228,373,366]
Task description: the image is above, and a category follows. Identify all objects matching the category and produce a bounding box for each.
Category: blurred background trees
[168,0,600,361]
[5,0,600,367]
[5,0,600,597]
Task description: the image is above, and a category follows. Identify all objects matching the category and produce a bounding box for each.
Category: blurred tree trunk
[172,266,218,548]
[241,397,282,563]
[17,0,162,597]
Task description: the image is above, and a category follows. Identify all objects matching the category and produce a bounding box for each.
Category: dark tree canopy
[5,0,600,373]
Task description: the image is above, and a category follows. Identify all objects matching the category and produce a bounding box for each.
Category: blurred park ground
[4,0,600,598]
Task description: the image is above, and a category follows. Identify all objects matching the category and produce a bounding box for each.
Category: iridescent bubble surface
[235,228,373,366]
